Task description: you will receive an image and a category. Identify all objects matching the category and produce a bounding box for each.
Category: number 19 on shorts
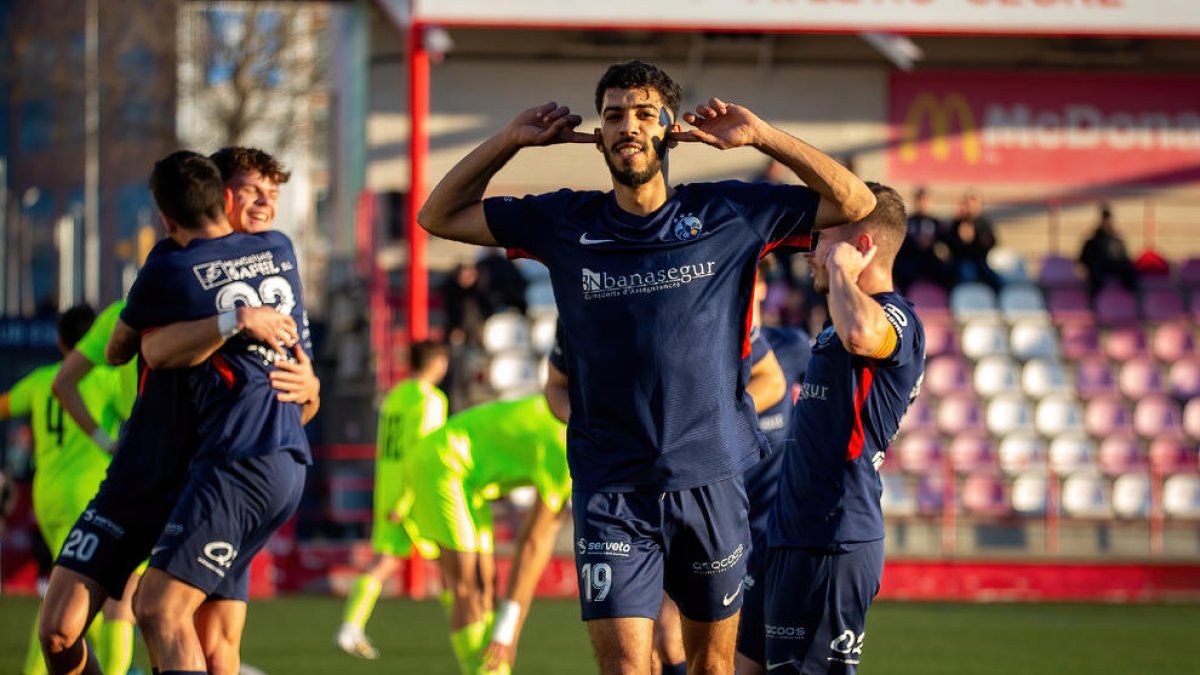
[580,562,612,602]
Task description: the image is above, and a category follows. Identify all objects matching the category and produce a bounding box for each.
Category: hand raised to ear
[670,98,764,149]
[504,102,596,147]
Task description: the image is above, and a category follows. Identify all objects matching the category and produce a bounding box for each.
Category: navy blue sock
[663,662,687,675]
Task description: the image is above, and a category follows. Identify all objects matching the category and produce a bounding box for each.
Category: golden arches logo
[899,93,981,165]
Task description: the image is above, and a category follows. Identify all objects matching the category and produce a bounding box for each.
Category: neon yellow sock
[439,589,454,618]
[449,620,488,675]
[22,614,48,675]
[85,620,104,669]
[96,619,134,675]
[343,575,383,631]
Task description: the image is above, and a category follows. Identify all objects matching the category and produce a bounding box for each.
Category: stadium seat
[1084,394,1134,437]
[1103,325,1149,361]
[1058,320,1101,362]
[1010,319,1060,361]
[948,432,999,474]
[1111,473,1151,518]
[999,283,1048,322]
[1048,432,1097,474]
[525,279,557,313]
[1179,257,1200,290]
[960,472,1010,516]
[1035,394,1085,436]
[1038,254,1084,289]
[1073,357,1118,400]
[880,473,917,517]
[923,318,958,357]
[528,311,558,355]
[1148,436,1198,475]
[1094,285,1140,325]
[899,396,937,435]
[1046,288,1094,323]
[916,474,945,515]
[973,355,1021,398]
[907,281,951,321]
[1152,321,1197,363]
[1163,474,1200,518]
[1022,358,1071,399]
[1061,471,1112,518]
[1185,399,1200,441]
[1133,395,1183,439]
[925,355,972,398]
[961,319,1009,360]
[936,393,986,436]
[481,311,531,354]
[892,432,943,475]
[1097,435,1147,477]
[988,248,1030,285]
[950,282,999,322]
[1010,471,1048,515]
[1118,357,1165,399]
[487,352,539,393]
[1140,288,1186,322]
[986,394,1035,436]
[998,431,1046,475]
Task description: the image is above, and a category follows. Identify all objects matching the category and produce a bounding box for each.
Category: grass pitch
[2,596,1198,673]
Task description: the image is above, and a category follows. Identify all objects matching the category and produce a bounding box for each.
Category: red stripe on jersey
[211,353,237,389]
[764,232,813,254]
[846,361,877,461]
[137,364,149,396]
[506,247,543,264]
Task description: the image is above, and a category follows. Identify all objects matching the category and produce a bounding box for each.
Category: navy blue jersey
[769,292,924,548]
[486,181,818,492]
[757,325,812,452]
[122,230,312,465]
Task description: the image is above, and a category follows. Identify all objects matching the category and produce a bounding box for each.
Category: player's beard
[603,137,666,188]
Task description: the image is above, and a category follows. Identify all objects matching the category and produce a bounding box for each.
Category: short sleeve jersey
[375,379,447,514]
[122,230,312,465]
[446,395,571,512]
[769,292,925,549]
[75,301,137,418]
[485,181,818,492]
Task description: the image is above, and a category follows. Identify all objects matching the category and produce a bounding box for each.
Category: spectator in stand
[1080,203,1138,298]
[476,248,529,315]
[944,190,1002,290]
[895,187,952,292]
[440,263,493,412]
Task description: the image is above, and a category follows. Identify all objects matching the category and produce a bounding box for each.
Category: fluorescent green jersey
[6,362,125,531]
[76,300,137,414]
[376,379,448,515]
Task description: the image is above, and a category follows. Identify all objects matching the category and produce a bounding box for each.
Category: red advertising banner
[888,72,1200,187]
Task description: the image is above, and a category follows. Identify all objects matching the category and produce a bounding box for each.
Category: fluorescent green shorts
[405,429,494,558]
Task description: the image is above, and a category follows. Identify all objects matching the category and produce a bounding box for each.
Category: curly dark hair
[594,61,683,119]
[210,146,291,185]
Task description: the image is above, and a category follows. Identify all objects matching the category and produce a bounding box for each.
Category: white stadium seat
[1061,471,1112,518]
[482,311,531,354]
[1035,395,1085,436]
[950,282,999,322]
[1163,474,1200,518]
[1010,471,1048,515]
[986,394,1034,436]
[1021,358,1071,399]
[1009,319,1060,361]
[973,355,1021,398]
[999,283,1048,322]
[998,431,1045,475]
[961,319,1009,361]
[1047,433,1097,474]
[1112,473,1151,518]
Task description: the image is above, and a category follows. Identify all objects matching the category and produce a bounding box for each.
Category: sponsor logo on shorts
[196,541,239,578]
[743,573,756,590]
[81,508,125,539]
[692,543,745,576]
[765,624,807,640]
[828,629,865,665]
[576,538,631,558]
[163,522,184,536]
[759,412,786,432]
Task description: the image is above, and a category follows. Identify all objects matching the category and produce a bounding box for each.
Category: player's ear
[594,128,603,152]
[224,187,234,215]
[857,232,874,254]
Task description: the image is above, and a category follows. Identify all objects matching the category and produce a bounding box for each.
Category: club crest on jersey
[672,213,704,241]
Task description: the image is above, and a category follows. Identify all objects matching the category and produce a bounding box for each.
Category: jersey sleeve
[749,329,771,366]
[483,190,572,261]
[120,259,175,331]
[725,181,821,251]
[5,370,38,417]
[420,388,448,437]
[75,301,124,365]
[876,298,922,368]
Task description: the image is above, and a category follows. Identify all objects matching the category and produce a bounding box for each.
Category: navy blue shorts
[571,475,749,623]
[762,541,884,674]
[149,452,306,601]
[736,449,784,663]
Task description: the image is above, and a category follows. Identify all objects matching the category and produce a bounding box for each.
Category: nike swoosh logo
[723,580,743,606]
[765,660,794,671]
[579,233,615,245]
[151,546,168,556]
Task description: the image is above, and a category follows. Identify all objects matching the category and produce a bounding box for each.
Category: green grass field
[2,596,1198,674]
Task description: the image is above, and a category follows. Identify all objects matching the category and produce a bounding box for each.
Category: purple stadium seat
[1112,473,1152,518]
[1059,320,1101,362]
[1168,359,1200,400]
[1118,357,1165,399]
[936,393,986,436]
[1046,288,1094,323]
[961,472,1010,516]
[1185,399,1200,442]
[923,318,958,357]
[1084,394,1134,437]
[1141,288,1186,323]
[1148,436,1198,475]
[1103,325,1150,361]
[1097,435,1147,477]
[893,432,944,475]
[948,432,998,474]
[1163,474,1200,518]
[916,474,945,515]
[1190,292,1200,323]
[1179,257,1200,290]
[1010,471,1048,515]
[1038,254,1085,289]
[907,281,950,321]
[1074,357,1118,400]
[1133,395,1183,439]
[1094,285,1140,325]
[925,355,973,398]
[1152,321,1197,363]
[899,396,936,435]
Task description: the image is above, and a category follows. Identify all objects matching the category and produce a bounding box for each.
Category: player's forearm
[417,132,518,244]
[505,504,566,608]
[105,319,141,366]
[828,269,891,357]
[52,351,100,435]
[544,364,570,424]
[747,351,786,412]
[140,317,224,369]
[751,124,875,225]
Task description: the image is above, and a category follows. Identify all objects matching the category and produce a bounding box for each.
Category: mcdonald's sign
[888,72,1200,187]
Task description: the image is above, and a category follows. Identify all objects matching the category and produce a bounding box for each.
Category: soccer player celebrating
[418,59,874,673]
[762,183,924,674]
[0,306,131,675]
[403,394,570,675]
[337,340,450,659]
